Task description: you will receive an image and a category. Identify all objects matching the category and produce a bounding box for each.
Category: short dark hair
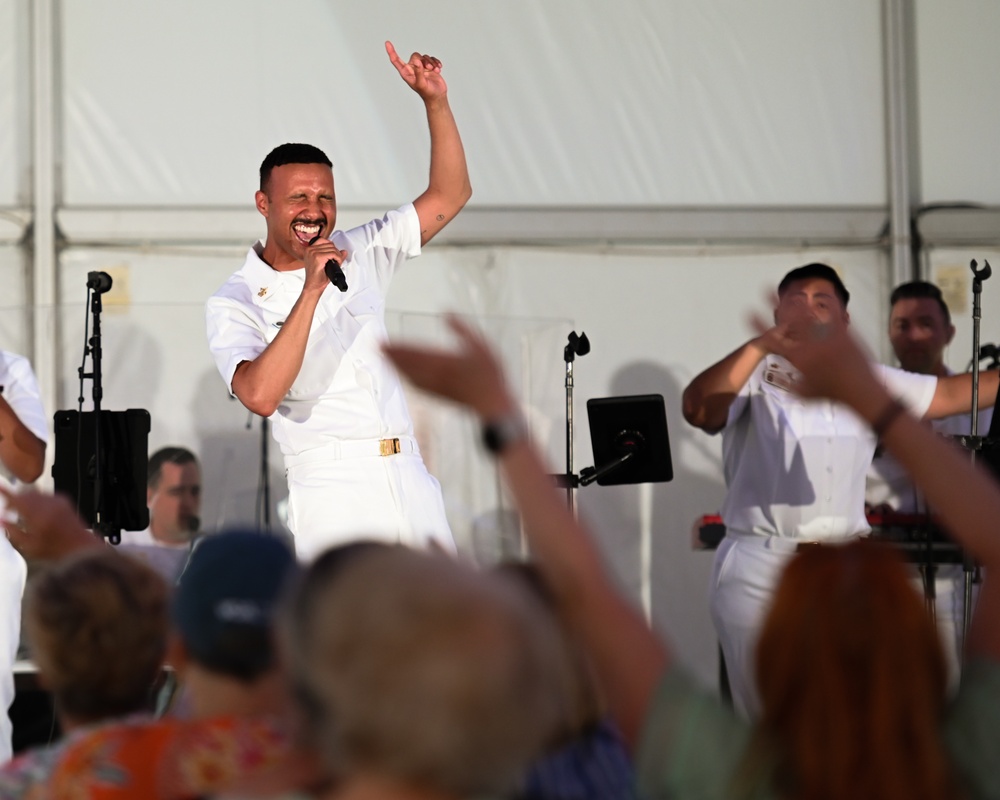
[889,281,951,326]
[778,263,850,307]
[148,447,198,490]
[259,143,332,192]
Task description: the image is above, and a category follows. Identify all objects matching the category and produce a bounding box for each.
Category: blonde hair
[25,549,169,722]
[285,546,571,796]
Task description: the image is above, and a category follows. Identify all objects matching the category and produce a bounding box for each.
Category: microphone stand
[245,409,272,532]
[259,416,271,531]
[81,271,117,542]
[962,259,992,645]
[561,331,590,512]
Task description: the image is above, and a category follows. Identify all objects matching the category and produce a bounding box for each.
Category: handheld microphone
[325,260,348,292]
[307,233,348,293]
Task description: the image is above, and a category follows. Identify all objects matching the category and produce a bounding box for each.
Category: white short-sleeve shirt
[206,205,421,458]
[867,367,992,513]
[720,355,936,540]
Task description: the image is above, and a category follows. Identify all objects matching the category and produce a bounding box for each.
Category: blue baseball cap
[172,529,297,678]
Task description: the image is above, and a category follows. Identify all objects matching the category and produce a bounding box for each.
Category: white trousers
[0,537,26,762]
[710,532,974,719]
[285,443,455,562]
[709,533,795,719]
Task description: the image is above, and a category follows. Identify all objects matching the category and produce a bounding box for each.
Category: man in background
[867,280,990,679]
[120,447,201,548]
[118,447,201,580]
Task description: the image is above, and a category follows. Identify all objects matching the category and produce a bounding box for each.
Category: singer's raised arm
[386,41,472,246]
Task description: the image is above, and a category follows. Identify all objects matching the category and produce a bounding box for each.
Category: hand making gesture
[386,40,449,101]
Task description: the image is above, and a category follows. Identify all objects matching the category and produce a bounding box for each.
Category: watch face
[482,413,526,455]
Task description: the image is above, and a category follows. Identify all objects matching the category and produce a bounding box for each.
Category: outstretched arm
[384,316,668,749]
[925,369,1000,421]
[763,319,1000,661]
[386,41,472,246]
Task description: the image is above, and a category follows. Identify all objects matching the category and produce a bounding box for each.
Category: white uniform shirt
[867,368,993,513]
[206,205,421,458]
[720,355,936,540]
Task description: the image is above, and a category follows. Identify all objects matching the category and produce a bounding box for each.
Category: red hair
[748,539,960,800]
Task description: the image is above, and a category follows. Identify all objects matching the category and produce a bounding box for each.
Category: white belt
[724,529,864,554]
[285,435,419,466]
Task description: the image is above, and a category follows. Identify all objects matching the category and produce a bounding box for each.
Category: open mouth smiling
[292,221,323,245]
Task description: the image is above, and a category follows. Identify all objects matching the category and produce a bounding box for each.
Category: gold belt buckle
[379,437,402,457]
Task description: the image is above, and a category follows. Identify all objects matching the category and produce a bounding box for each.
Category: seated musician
[681,264,1000,718]
[867,281,992,682]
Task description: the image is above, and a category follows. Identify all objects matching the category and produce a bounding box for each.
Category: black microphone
[307,233,348,292]
[979,344,1000,361]
[325,259,348,292]
[86,271,113,294]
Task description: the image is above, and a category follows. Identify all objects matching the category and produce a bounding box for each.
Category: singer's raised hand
[386,41,448,101]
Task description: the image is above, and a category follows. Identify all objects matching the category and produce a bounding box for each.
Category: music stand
[52,409,150,544]
[581,394,672,486]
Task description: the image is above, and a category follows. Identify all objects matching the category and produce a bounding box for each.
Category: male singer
[206,42,471,560]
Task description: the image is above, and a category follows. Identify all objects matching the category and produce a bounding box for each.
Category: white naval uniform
[0,352,48,762]
[867,369,992,684]
[711,355,935,718]
[206,204,453,561]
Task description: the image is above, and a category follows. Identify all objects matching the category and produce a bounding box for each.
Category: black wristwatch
[481,411,528,455]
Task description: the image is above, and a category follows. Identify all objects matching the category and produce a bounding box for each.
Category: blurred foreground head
[284,545,570,797]
[752,538,953,799]
[25,549,169,725]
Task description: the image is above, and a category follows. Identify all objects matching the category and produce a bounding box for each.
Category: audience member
[496,561,636,800]
[282,544,571,800]
[385,313,1000,800]
[44,530,316,799]
[0,548,168,797]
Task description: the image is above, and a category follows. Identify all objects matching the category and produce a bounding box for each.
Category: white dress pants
[0,537,26,762]
[285,444,455,562]
[709,532,796,719]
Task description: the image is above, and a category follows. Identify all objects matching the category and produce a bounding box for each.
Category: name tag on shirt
[763,361,801,393]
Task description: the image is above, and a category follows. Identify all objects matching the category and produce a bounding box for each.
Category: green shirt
[636,660,1000,800]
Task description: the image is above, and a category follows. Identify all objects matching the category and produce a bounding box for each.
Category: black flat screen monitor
[585,394,672,486]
